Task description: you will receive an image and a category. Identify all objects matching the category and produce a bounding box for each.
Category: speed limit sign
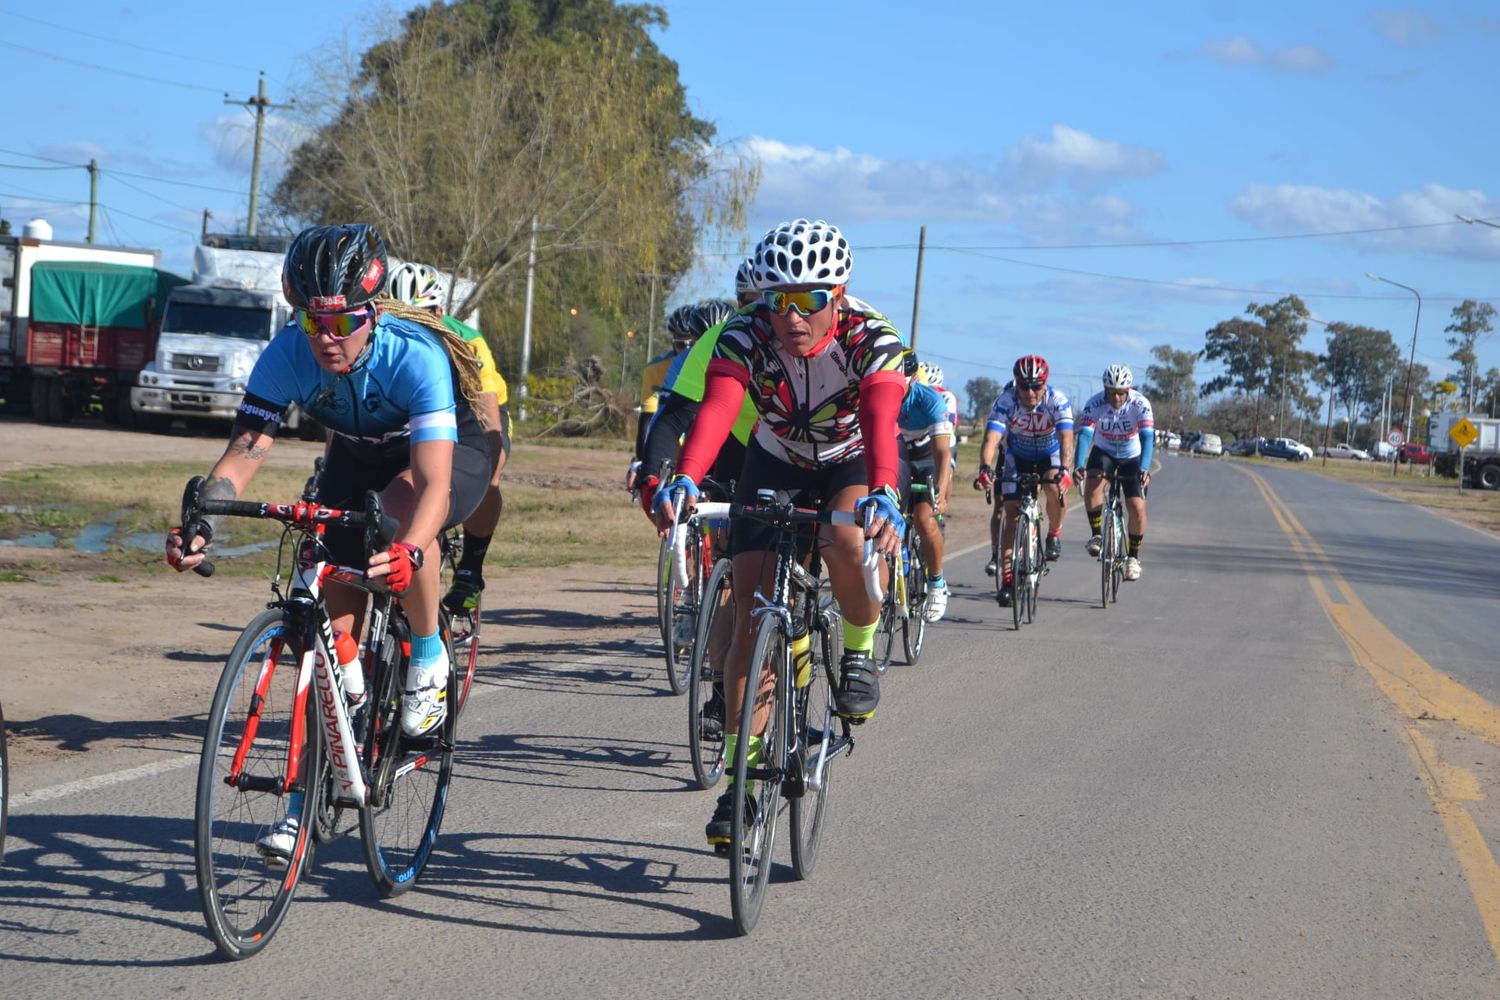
[1387,430,1404,446]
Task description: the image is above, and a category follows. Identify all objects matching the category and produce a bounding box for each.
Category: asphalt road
[3,453,1499,998]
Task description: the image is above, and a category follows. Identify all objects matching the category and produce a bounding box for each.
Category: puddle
[74,513,124,554]
[0,531,57,548]
[120,532,277,559]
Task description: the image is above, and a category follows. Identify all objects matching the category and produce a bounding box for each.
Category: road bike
[659,480,730,696]
[437,529,482,715]
[1000,471,1061,630]
[183,473,460,960]
[670,499,734,790]
[1091,469,1145,609]
[714,493,880,935]
[873,500,927,672]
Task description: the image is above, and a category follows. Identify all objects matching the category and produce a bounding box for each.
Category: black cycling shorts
[1085,451,1145,499]
[730,439,868,558]
[906,457,935,510]
[1001,453,1061,500]
[315,425,492,566]
[496,404,512,460]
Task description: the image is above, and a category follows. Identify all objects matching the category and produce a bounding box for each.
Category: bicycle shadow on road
[8,712,205,755]
[456,730,697,795]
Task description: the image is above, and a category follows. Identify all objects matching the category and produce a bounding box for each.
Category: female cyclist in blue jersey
[165,225,492,857]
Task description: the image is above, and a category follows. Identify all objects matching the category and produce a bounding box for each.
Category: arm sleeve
[1075,426,1095,467]
[858,370,906,493]
[641,392,699,476]
[675,363,749,482]
[1139,428,1154,470]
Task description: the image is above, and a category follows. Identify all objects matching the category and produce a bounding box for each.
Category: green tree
[1320,323,1401,441]
[1444,299,1496,411]
[964,376,1001,422]
[1478,367,1500,418]
[272,0,757,382]
[1140,344,1196,429]
[1200,295,1317,438]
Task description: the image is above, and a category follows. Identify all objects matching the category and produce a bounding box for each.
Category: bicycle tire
[729,613,785,935]
[1111,510,1126,603]
[438,532,481,717]
[360,613,455,897]
[688,558,731,790]
[195,607,321,960]
[664,528,700,696]
[1026,515,1042,625]
[1100,499,1114,609]
[873,552,899,675]
[1012,513,1030,631]
[902,541,927,665]
[789,619,834,880]
[0,700,7,863]
[655,536,673,652]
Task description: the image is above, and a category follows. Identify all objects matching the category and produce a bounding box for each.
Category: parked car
[1259,437,1311,461]
[1398,442,1432,464]
[1226,437,1260,456]
[1318,442,1371,461]
[1191,433,1223,456]
[1180,431,1203,453]
[1369,441,1396,461]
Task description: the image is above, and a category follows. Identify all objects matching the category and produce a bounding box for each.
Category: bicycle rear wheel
[1,700,8,863]
[439,532,481,717]
[789,621,834,880]
[730,614,786,935]
[688,558,731,790]
[1012,514,1030,631]
[873,552,899,675]
[196,608,321,960]
[902,542,927,665]
[1100,501,1115,608]
[360,614,455,896]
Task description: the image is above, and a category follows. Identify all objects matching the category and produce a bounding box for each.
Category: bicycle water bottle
[791,617,813,689]
[333,631,366,709]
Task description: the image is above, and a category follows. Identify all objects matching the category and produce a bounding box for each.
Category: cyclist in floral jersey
[654,218,906,849]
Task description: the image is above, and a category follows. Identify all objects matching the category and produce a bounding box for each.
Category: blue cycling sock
[410,628,444,669]
[927,573,946,589]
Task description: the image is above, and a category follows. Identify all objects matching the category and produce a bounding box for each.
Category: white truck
[131,240,319,437]
[1429,411,1500,489]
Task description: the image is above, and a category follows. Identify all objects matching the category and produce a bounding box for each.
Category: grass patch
[91,573,125,583]
[0,569,33,582]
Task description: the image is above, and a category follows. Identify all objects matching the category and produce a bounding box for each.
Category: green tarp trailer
[26,262,187,371]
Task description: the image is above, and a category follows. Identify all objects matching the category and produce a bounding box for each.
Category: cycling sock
[1003,571,1015,585]
[723,734,761,792]
[285,790,303,819]
[1047,528,1061,539]
[410,628,445,670]
[1087,508,1102,534]
[926,573,946,589]
[1128,533,1144,558]
[458,531,492,576]
[841,619,877,655]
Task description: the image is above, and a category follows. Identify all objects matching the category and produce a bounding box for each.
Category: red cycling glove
[382,542,424,593]
[638,475,660,517]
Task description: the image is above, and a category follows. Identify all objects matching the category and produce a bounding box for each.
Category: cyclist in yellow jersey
[629,305,703,491]
[387,262,509,610]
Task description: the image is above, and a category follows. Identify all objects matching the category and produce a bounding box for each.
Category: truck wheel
[30,378,50,422]
[1478,462,1500,491]
[112,389,138,428]
[47,379,71,423]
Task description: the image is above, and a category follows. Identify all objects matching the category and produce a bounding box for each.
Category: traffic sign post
[1387,430,1404,447]
[1449,419,1478,493]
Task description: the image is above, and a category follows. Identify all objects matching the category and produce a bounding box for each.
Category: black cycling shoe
[834,651,879,721]
[442,568,485,613]
[1045,535,1062,561]
[700,687,725,741]
[705,787,757,849]
[998,581,1015,607]
[983,555,998,577]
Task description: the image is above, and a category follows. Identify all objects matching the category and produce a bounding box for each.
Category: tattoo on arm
[227,429,271,460]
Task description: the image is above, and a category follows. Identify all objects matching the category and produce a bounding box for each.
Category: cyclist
[914,360,959,473]
[629,299,704,491]
[898,353,955,621]
[1074,363,1153,581]
[973,355,1074,607]
[387,261,510,611]
[164,225,492,858]
[653,218,906,847]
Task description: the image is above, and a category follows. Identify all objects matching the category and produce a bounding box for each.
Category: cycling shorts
[730,439,868,558]
[1085,451,1145,499]
[906,457,936,510]
[315,423,493,566]
[496,404,512,460]
[1001,452,1060,500]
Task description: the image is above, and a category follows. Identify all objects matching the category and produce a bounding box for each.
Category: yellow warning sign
[1450,417,1479,449]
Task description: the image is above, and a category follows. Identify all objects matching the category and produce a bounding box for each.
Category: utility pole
[201,209,211,243]
[86,158,98,244]
[909,225,927,350]
[225,72,294,237]
[643,271,659,362]
[518,215,539,421]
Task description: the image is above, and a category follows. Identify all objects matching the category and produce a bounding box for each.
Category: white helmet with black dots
[750,218,852,288]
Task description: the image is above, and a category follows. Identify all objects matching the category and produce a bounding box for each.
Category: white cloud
[1231,182,1500,258]
[1371,9,1441,47]
[744,128,1163,242]
[200,112,312,177]
[1199,36,1335,73]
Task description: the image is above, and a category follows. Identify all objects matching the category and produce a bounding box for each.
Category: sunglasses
[1017,381,1046,392]
[761,286,841,316]
[1106,387,1130,397]
[296,307,374,340]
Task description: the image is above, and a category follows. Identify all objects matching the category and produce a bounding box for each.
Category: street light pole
[1365,272,1421,476]
[518,215,539,421]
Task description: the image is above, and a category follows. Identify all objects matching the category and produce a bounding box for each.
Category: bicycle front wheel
[789,623,834,880]
[1012,515,1031,631]
[439,534,481,717]
[1110,510,1126,603]
[903,542,927,665]
[655,535,673,652]
[730,613,786,935]
[0,700,8,863]
[873,552,899,675]
[196,608,320,960]
[360,614,455,896]
[1026,519,1042,624]
[688,558,731,790]
[664,529,701,695]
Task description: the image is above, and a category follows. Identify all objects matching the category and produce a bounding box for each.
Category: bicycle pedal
[711,840,732,858]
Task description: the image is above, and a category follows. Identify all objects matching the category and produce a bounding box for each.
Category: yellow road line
[1237,466,1500,959]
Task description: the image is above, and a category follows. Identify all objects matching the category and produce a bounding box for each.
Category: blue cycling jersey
[898,382,955,442]
[243,313,460,446]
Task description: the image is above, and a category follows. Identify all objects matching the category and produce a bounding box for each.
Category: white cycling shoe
[923,583,950,622]
[1124,557,1142,581]
[401,647,450,737]
[1086,534,1102,557]
[256,815,299,865]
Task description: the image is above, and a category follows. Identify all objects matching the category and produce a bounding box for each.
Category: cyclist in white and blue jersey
[165,226,493,862]
[898,353,954,621]
[1074,363,1154,581]
[972,354,1074,607]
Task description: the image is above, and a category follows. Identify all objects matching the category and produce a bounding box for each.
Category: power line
[0,39,227,94]
[109,173,199,214]
[97,202,199,237]
[0,6,259,73]
[0,147,244,196]
[0,161,77,172]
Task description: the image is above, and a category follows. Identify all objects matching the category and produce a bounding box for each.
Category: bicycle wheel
[729,614,786,935]
[1100,500,1115,609]
[1026,517,1042,625]
[0,700,7,863]
[664,528,701,695]
[903,542,927,665]
[196,608,321,960]
[1012,514,1030,631]
[688,558,731,790]
[789,622,834,880]
[655,535,673,651]
[1110,510,1126,603]
[438,532,481,717]
[360,613,455,896]
[873,552,899,675]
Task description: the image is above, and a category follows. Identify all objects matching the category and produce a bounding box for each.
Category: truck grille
[167,353,221,374]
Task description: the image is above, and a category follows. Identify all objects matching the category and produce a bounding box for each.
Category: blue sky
[4,2,1499,420]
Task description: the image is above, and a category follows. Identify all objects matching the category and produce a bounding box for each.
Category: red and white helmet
[1013,354,1049,388]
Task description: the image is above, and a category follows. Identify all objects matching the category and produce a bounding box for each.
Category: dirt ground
[0,420,992,795]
